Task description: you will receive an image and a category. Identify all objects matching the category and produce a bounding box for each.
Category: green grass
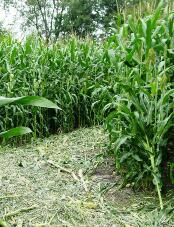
[0,127,173,226]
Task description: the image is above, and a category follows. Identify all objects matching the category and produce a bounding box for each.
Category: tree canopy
[1,0,141,40]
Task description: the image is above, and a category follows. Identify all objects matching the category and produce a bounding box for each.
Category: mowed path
[0,127,170,226]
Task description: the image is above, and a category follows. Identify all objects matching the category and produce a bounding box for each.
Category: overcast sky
[0,5,23,39]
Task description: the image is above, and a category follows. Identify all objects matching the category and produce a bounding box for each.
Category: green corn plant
[105,81,174,209]
[104,1,174,209]
[0,96,59,140]
[0,34,117,136]
[0,1,174,210]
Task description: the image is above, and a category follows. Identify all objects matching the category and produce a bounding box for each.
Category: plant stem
[150,154,163,210]
[4,205,38,219]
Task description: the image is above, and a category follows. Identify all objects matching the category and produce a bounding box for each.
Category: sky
[0,5,23,39]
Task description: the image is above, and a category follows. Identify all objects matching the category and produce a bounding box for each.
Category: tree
[99,0,118,32]
[1,0,65,41]
[20,0,64,42]
[1,0,141,40]
[56,0,97,37]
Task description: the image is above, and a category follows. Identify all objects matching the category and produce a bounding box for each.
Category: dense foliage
[1,0,140,39]
[0,35,115,136]
[104,2,174,208]
[0,96,58,140]
[1,1,174,208]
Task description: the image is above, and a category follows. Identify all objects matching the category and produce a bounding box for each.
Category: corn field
[1,1,174,209]
[0,36,116,137]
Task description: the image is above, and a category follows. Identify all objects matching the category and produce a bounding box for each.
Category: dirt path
[0,127,173,226]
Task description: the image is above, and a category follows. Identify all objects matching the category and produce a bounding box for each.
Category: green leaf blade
[0,96,60,109]
[0,127,32,140]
